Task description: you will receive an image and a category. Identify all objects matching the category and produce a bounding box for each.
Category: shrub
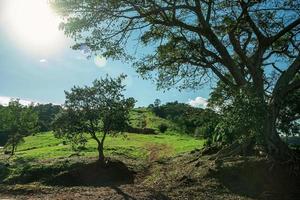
[158,124,168,133]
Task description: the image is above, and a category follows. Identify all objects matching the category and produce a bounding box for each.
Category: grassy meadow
[13,131,204,160]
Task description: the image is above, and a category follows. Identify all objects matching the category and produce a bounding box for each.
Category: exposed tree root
[209,137,255,161]
[206,137,300,175]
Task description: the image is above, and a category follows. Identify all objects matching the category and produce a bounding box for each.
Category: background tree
[52,0,300,160]
[0,100,38,155]
[138,114,147,129]
[33,103,62,132]
[151,101,219,137]
[53,75,135,164]
[0,105,8,146]
[154,99,161,108]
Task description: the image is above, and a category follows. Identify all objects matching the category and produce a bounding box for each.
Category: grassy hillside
[129,108,182,134]
[14,131,203,160]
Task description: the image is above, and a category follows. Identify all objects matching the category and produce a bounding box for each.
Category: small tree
[53,75,135,164]
[1,100,38,155]
[154,99,161,108]
[158,123,168,133]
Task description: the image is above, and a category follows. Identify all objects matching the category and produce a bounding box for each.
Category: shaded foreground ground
[1,150,299,200]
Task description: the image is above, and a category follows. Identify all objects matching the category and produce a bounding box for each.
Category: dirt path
[145,143,173,162]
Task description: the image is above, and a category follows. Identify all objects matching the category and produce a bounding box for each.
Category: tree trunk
[90,130,107,165]
[11,144,15,156]
[11,136,16,156]
[97,142,105,164]
[263,104,294,162]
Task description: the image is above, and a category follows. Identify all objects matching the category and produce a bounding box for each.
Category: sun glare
[2,0,65,55]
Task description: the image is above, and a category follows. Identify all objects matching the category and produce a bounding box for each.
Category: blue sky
[0,0,210,107]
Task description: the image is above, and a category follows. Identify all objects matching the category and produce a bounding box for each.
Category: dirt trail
[145,143,173,162]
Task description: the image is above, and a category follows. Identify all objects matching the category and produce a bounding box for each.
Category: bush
[158,124,168,133]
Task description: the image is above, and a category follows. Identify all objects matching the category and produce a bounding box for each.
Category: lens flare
[1,0,65,55]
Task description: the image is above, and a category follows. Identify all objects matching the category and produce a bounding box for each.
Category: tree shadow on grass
[3,157,90,185]
[0,157,37,184]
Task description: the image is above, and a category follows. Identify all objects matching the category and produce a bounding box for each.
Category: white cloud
[188,96,208,108]
[0,96,11,106]
[39,59,47,63]
[94,55,107,68]
[0,96,36,106]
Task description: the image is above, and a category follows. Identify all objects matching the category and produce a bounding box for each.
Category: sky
[0,0,211,107]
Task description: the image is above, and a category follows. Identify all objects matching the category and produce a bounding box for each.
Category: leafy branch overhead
[52,0,300,90]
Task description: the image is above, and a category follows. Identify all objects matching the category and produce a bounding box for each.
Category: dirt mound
[47,159,135,186]
[213,158,300,200]
[142,152,300,200]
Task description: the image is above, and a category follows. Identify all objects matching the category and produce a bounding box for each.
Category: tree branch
[268,18,300,46]
[273,55,300,101]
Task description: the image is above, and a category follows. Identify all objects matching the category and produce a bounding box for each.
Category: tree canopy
[33,103,62,132]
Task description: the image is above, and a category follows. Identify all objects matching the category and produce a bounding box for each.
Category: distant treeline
[0,103,62,146]
[149,100,219,139]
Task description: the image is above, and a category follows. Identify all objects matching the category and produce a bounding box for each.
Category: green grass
[13,131,204,160]
[0,131,204,184]
[129,108,182,134]
[7,108,203,161]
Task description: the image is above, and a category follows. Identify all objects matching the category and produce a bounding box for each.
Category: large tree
[52,0,300,161]
[53,75,135,164]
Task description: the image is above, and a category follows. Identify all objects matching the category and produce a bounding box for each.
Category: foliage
[0,103,62,146]
[137,114,147,129]
[208,80,300,146]
[154,99,161,107]
[0,106,8,146]
[277,89,300,137]
[0,100,38,155]
[33,104,62,132]
[158,123,168,133]
[208,81,265,144]
[53,74,135,162]
[151,101,219,137]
